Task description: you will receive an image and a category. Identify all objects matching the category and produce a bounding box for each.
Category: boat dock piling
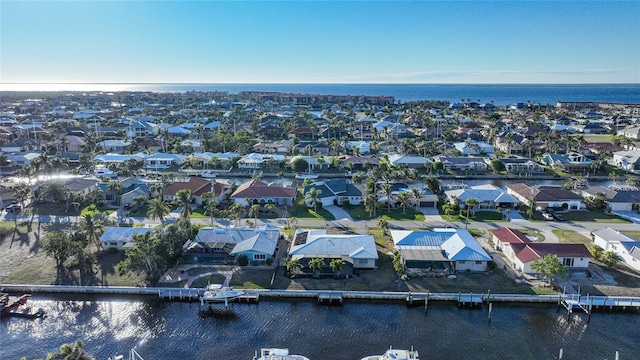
[158,288,201,301]
[318,291,343,305]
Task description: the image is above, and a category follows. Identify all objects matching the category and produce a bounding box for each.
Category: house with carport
[581,186,640,212]
[492,227,591,273]
[592,228,640,272]
[444,184,521,210]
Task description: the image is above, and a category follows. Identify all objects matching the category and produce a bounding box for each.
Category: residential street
[2,211,638,242]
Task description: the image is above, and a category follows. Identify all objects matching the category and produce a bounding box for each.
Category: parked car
[542,212,554,221]
[552,213,564,221]
[5,204,21,214]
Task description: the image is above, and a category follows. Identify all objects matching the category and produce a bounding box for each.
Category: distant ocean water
[2,83,639,106]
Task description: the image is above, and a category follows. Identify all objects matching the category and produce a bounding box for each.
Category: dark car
[552,213,564,221]
[5,204,21,214]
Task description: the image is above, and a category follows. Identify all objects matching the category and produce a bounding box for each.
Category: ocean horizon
[1,83,639,106]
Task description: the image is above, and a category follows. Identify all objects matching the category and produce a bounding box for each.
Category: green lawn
[344,206,371,220]
[379,208,425,221]
[551,230,592,245]
[191,274,226,288]
[560,209,630,223]
[441,211,504,223]
[289,205,335,220]
[576,134,615,143]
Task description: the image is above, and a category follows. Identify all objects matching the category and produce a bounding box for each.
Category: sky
[1,0,639,84]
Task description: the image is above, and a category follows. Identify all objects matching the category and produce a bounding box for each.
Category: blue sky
[1,1,639,84]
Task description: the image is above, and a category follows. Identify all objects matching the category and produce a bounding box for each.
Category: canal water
[2,295,639,360]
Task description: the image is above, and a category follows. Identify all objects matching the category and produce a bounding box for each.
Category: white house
[453,141,494,155]
[100,227,153,250]
[144,153,187,169]
[592,228,640,272]
[492,227,591,273]
[445,184,521,209]
[237,153,285,169]
[289,229,378,271]
[610,150,640,174]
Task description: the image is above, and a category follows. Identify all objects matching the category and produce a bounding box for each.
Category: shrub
[237,254,249,266]
[400,274,409,281]
[265,257,274,266]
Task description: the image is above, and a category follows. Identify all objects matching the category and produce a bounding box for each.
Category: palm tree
[249,204,261,224]
[395,191,412,214]
[308,258,324,277]
[173,189,193,223]
[381,182,393,211]
[411,188,422,210]
[284,257,302,276]
[48,340,94,360]
[79,213,106,251]
[147,197,170,226]
[329,259,346,278]
[304,187,322,212]
[150,182,165,198]
[465,197,480,220]
[377,218,389,235]
[202,194,218,227]
[230,203,246,226]
[106,180,123,205]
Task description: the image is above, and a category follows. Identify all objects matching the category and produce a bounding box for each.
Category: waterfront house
[610,150,640,174]
[540,152,592,173]
[252,140,292,155]
[493,133,526,155]
[63,177,100,198]
[444,184,521,210]
[237,153,286,169]
[339,155,380,171]
[497,157,544,174]
[492,227,591,273]
[288,229,378,274]
[144,153,186,169]
[432,155,488,172]
[100,227,153,250]
[302,178,364,207]
[506,183,585,210]
[230,179,295,206]
[63,135,86,153]
[581,186,640,212]
[387,154,430,169]
[162,176,214,205]
[183,226,280,264]
[592,228,640,272]
[391,229,492,273]
[94,153,146,167]
[453,141,494,155]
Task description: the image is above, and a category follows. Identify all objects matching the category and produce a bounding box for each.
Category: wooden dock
[158,288,201,301]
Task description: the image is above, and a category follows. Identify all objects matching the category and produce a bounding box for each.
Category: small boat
[201,170,217,179]
[253,348,310,360]
[1,293,46,319]
[295,173,319,180]
[200,284,244,302]
[360,346,419,360]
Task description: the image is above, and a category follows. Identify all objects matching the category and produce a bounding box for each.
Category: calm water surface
[2,295,639,360]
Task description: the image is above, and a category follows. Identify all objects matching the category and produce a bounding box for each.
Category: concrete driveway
[324,205,353,220]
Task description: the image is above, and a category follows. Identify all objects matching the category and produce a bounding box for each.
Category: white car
[542,213,554,221]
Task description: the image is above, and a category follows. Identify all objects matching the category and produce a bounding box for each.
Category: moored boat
[360,346,419,360]
[253,348,310,360]
[1,293,46,319]
[200,284,244,302]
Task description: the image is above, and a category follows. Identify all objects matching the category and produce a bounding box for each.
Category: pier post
[424,291,429,312]
[559,348,563,359]
[488,303,492,323]
[487,290,491,304]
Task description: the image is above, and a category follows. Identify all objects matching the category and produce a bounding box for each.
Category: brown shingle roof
[231,179,295,199]
[492,227,530,244]
[511,243,592,263]
[162,177,213,196]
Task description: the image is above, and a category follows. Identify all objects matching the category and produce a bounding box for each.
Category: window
[357,259,368,265]
[475,261,482,264]
[110,242,117,246]
[253,254,266,260]
[458,261,466,264]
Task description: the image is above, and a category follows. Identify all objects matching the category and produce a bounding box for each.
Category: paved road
[2,212,638,239]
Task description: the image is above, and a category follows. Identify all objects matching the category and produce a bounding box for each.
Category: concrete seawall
[5,284,639,308]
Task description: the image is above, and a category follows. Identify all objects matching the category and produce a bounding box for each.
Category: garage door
[420,201,435,207]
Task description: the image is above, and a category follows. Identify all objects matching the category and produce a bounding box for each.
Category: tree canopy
[530,254,567,284]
